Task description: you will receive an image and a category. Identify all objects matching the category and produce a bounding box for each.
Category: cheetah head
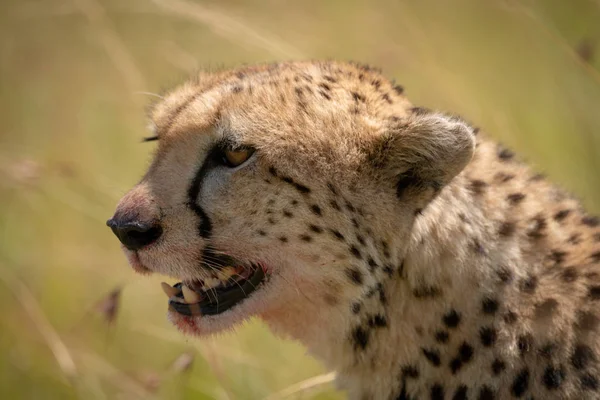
[107,62,475,342]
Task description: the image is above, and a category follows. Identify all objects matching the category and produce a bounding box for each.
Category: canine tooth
[217,266,236,281]
[202,277,221,290]
[182,285,201,304]
[161,282,180,298]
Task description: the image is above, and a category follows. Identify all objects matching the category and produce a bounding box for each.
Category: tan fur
[110,61,600,399]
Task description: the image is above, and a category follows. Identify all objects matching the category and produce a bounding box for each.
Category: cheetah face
[107,62,475,337]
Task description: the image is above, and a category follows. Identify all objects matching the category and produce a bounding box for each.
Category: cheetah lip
[163,264,267,317]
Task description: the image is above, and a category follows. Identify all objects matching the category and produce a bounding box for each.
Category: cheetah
[107,61,600,399]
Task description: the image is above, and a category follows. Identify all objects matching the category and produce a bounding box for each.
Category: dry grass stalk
[150,0,304,59]
[264,372,336,400]
[0,266,78,380]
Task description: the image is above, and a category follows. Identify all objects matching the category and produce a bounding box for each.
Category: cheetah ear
[376,111,476,208]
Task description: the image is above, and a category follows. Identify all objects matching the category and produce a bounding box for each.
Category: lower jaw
[166,266,267,318]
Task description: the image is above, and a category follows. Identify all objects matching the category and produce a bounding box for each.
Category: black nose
[106,218,162,251]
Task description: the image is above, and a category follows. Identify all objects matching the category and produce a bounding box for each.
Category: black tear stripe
[187,147,218,239]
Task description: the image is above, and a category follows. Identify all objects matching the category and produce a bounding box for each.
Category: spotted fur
[110,61,600,400]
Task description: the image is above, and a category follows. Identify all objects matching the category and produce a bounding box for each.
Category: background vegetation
[1,0,599,398]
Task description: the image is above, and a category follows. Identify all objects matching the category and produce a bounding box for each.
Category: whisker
[133,91,163,99]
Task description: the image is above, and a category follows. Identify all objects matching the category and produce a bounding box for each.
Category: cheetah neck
[333,174,500,399]
[264,173,503,399]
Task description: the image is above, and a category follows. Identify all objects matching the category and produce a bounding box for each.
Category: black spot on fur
[310,204,322,216]
[319,90,331,100]
[588,285,600,300]
[280,175,311,194]
[507,193,526,205]
[330,229,345,241]
[453,385,468,400]
[572,344,596,369]
[329,199,341,211]
[422,348,441,366]
[346,268,364,285]
[568,233,582,244]
[530,173,545,182]
[350,245,362,259]
[351,302,361,314]
[554,209,571,221]
[299,234,312,242]
[430,383,444,400]
[294,182,310,194]
[497,267,514,284]
[326,182,337,195]
[368,314,388,328]
[495,172,515,183]
[577,311,600,331]
[401,365,419,379]
[470,179,488,195]
[367,257,378,271]
[378,284,388,305]
[351,91,366,103]
[592,251,600,263]
[351,326,369,350]
[459,342,474,363]
[539,343,558,359]
[450,357,463,375]
[542,365,565,390]
[582,216,600,227]
[443,310,461,328]
[504,311,518,324]
[581,373,599,390]
[319,82,331,91]
[499,221,516,237]
[282,210,293,218]
[550,249,568,264]
[562,267,578,282]
[520,276,538,294]
[257,230,266,236]
[480,326,497,347]
[356,234,365,246]
[435,330,450,344]
[413,286,441,299]
[278,236,288,243]
[410,106,430,115]
[492,358,506,375]
[472,239,486,254]
[383,265,394,277]
[482,297,499,315]
[498,147,515,161]
[512,368,530,397]
[518,335,533,357]
[308,224,323,233]
[478,385,495,400]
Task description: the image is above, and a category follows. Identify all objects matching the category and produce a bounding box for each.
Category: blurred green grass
[1,0,599,398]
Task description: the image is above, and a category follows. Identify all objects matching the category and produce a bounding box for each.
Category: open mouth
[161,261,268,317]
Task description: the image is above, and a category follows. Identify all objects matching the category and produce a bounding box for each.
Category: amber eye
[221,148,255,168]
